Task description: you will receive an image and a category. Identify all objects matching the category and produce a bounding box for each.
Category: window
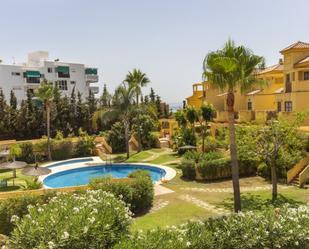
[277,102,282,112]
[26,77,40,84]
[58,72,70,78]
[47,68,53,73]
[286,73,291,83]
[304,71,309,81]
[70,81,76,85]
[292,72,295,81]
[55,80,68,90]
[284,101,293,112]
[11,72,20,76]
[247,101,252,111]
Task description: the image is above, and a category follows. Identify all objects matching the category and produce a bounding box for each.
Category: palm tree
[125,69,150,152]
[36,81,54,161]
[198,104,215,152]
[203,39,263,212]
[98,82,136,159]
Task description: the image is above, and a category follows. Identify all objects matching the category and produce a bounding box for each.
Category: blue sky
[0,0,309,103]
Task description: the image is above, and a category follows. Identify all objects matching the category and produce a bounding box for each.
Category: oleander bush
[0,192,56,236]
[74,130,95,157]
[115,205,309,249]
[9,190,132,249]
[89,170,154,214]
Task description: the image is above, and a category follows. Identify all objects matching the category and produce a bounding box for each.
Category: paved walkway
[154,185,174,196]
[180,185,288,193]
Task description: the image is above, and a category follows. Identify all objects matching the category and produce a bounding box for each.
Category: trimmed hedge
[89,170,154,214]
[51,140,74,160]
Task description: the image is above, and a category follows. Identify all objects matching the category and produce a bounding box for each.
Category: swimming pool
[46,158,94,168]
[43,164,166,188]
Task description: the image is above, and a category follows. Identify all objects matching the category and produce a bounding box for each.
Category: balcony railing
[86,74,99,83]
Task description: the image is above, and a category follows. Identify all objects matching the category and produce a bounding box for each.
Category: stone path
[141,149,172,162]
[180,185,288,193]
[150,199,170,213]
[155,185,175,196]
[179,194,229,215]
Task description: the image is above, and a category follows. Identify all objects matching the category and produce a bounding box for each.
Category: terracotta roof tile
[257,63,283,75]
[280,41,309,53]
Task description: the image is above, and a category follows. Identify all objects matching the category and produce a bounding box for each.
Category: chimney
[279,58,283,65]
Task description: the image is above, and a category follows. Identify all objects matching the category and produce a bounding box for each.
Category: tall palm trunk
[46,103,52,161]
[227,91,241,212]
[124,119,130,159]
[136,95,142,152]
[270,160,278,201]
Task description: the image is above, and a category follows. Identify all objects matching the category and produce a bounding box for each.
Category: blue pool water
[43,164,166,188]
[47,158,94,168]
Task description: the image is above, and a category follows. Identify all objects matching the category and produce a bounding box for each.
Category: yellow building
[186,41,309,124]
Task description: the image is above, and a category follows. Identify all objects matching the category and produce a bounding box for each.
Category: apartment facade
[186,41,309,125]
[0,51,99,104]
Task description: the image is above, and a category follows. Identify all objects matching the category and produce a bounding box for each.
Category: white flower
[62,231,70,240]
[186,241,191,247]
[48,241,55,249]
[10,215,19,223]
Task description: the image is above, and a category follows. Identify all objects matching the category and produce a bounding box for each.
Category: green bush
[16,142,35,164]
[20,178,43,190]
[180,158,196,180]
[107,122,126,153]
[0,192,56,236]
[197,157,231,180]
[74,131,95,157]
[115,204,309,249]
[51,140,73,160]
[89,170,154,214]
[9,190,132,249]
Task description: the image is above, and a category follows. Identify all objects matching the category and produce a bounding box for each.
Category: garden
[1,41,309,248]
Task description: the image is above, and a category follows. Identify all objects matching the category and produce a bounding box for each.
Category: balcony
[85,74,99,83]
[85,68,98,83]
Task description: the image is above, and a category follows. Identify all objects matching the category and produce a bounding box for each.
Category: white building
[0,51,99,104]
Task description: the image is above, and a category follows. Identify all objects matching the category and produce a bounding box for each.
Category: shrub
[128,170,151,180]
[9,190,132,249]
[51,140,73,160]
[197,157,231,180]
[107,122,126,153]
[20,178,43,190]
[16,143,35,164]
[89,170,154,214]
[180,158,196,180]
[74,131,95,157]
[115,205,309,249]
[0,193,56,236]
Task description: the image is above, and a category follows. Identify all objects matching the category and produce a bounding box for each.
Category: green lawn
[0,169,33,192]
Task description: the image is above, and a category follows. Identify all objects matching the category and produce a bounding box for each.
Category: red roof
[280,41,309,53]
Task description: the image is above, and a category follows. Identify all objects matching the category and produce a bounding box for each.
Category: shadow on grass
[0,185,20,192]
[220,193,304,212]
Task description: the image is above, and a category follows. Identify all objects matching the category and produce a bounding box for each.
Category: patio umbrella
[22,164,51,176]
[0,161,27,178]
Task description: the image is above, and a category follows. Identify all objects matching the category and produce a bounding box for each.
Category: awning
[85,68,98,75]
[25,70,41,78]
[246,89,262,96]
[56,66,70,74]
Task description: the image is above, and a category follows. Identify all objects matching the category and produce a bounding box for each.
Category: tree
[8,90,18,137]
[36,81,54,161]
[100,84,112,107]
[149,88,156,103]
[125,69,150,152]
[185,106,198,134]
[197,104,216,152]
[254,114,306,201]
[203,39,263,212]
[155,95,162,118]
[175,109,187,128]
[98,82,136,159]
[0,89,9,138]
